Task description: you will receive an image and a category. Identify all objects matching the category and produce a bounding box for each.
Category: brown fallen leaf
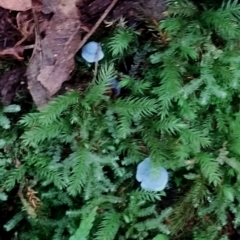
[27,0,81,107]
[38,28,81,95]
[0,0,32,11]
[37,66,54,85]
[0,46,24,60]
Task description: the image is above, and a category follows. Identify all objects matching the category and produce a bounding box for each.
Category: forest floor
[2,1,240,240]
[0,0,163,109]
[0,2,165,238]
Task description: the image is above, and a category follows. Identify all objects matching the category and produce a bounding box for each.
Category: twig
[78,0,119,50]
[93,43,101,78]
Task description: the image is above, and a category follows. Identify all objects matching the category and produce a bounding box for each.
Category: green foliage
[153,234,169,240]
[94,211,120,240]
[108,27,137,58]
[70,207,98,240]
[0,104,20,129]
[2,0,240,239]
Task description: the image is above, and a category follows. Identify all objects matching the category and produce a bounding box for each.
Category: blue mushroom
[136,157,168,192]
[81,41,104,63]
[111,78,121,96]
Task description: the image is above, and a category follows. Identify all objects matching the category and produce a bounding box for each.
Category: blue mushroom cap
[81,41,104,63]
[136,157,168,192]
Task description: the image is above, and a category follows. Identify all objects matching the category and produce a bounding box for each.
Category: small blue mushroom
[111,78,121,96]
[81,41,104,63]
[136,157,168,192]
